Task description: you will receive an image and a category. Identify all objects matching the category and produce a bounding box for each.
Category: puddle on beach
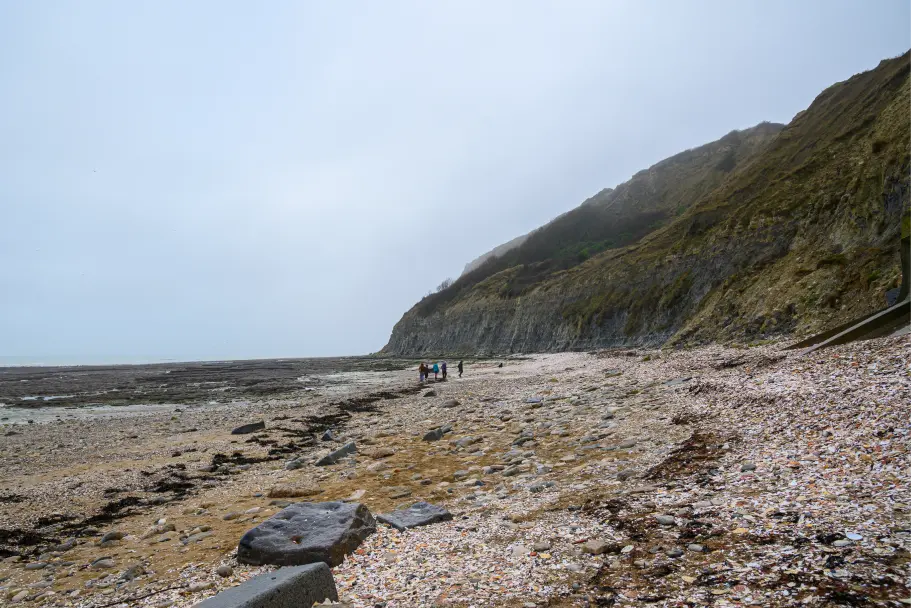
[0,402,191,425]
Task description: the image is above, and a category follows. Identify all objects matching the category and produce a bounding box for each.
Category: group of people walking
[419,360,463,382]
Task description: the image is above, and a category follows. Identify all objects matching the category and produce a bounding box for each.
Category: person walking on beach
[458,360,463,378]
[441,361,447,380]
[432,362,439,380]
[419,363,426,382]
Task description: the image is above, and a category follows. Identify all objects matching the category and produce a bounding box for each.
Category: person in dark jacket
[458,360,464,377]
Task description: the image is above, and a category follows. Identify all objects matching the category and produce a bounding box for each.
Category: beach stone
[366,461,389,473]
[24,562,47,570]
[216,565,233,578]
[367,447,395,459]
[740,461,757,472]
[692,501,712,509]
[100,531,125,543]
[525,397,543,404]
[53,538,77,552]
[194,563,337,608]
[582,540,610,555]
[667,548,684,558]
[616,469,637,481]
[321,429,336,441]
[422,428,445,442]
[423,390,436,397]
[92,558,115,569]
[238,501,376,567]
[441,399,460,408]
[231,421,266,435]
[224,511,243,521]
[454,436,480,448]
[315,442,357,466]
[189,581,214,592]
[528,481,556,493]
[268,484,323,499]
[285,459,305,471]
[655,515,676,526]
[533,541,552,552]
[687,544,704,552]
[388,487,412,499]
[618,439,637,449]
[664,377,692,386]
[377,502,453,531]
[120,564,145,580]
[183,531,214,545]
[833,539,853,547]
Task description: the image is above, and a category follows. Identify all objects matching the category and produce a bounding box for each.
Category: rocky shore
[0,336,908,607]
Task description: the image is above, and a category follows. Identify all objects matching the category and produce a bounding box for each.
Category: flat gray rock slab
[315,442,356,466]
[663,377,693,386]
[377,501,453,531]
[237,502,375,567]
[193,563,337,608]
[232,421,265,435]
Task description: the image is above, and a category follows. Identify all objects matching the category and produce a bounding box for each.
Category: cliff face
[385,53,911,355]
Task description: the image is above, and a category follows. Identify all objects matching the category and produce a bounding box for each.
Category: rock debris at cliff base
[0,336,907,607]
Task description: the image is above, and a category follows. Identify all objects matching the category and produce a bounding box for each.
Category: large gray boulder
[377,502,453,531]
[193,563,337,608]
[237,502,375,567]
[315,442,356,466]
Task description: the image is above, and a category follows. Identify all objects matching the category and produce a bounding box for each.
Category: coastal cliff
[385,53,911,355]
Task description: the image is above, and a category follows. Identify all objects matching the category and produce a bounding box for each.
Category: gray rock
[321,429,336,441]
[183,531,214,545]
[315,442,357,466]
[120,564,145,580]
[238,502,376,567]
[423,390,436,398]
[740,461,757,472]
[654,515,675,526]
[618,439,637,449]
[216,564,233,578]
[833,539,853,547]
[582,540,610,555]
[24,562,47,570]
[667,548,684,558]
[377,502,453,531]
[663,377,693,386]
[441,399,460,408]
[454,436,480,448]
[422,428,444,442]
[687,543,704,552]
[533,541,552,552]
[194,563,338,608]
[285,459,305,471]
[502,465,523,477]
[616,469,637,481]
[92,558,115,569]
[232,421,266,435]
[525,397,543,404]
[528,481,556,493]
[100,531,125,543]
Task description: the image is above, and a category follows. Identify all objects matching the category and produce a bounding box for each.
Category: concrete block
[193,563,338,608]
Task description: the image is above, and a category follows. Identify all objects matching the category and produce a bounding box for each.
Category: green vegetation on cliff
[385,52,911,355]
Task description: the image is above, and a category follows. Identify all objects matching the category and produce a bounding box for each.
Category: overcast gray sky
[1,1,909,363]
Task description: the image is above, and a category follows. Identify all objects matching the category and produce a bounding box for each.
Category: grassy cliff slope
[385,53,910,355]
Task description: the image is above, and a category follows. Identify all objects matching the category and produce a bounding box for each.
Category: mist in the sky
[1,1,908,363]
